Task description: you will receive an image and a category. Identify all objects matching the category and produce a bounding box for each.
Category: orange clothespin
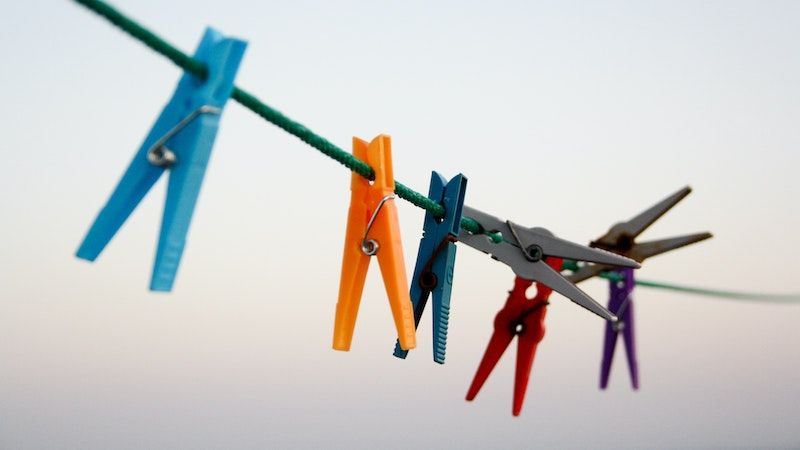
[333,134,416,351]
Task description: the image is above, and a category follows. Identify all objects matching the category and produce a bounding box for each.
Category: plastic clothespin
[333,134,416,352]
[566,186,712,284]
[393,172,468,364]
[601,267,638,389]
[466,257,563,416]
[75,27,247,292]
[564,186,713,389]
[458,206,640,322]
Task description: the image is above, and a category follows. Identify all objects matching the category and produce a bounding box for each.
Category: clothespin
[602,267,637,389]
[466,256,563,416]
[458,206,640,321]
[75,28,247,291]
[393,172,468,364]
[565,186,713,389]
[333,135,416,351]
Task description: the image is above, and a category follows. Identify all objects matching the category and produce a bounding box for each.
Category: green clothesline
[71,0,800,303]
[558,261,800,302]
[634,279,800,302]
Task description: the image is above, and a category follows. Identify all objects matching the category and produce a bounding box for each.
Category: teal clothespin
[393,172,467,364]
[76,27,247,291]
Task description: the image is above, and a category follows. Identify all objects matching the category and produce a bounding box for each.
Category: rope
[72,0,492,233]
[558,261,800,302]
[71,0,797,301]
[633,279,800,303]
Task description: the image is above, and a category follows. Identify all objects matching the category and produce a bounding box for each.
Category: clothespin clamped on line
[393,172,468,364]
[457,207,638,416]
[603,267,637,388]
[457,206,640,322]
[334,135,416,352]
[566,186,712,389]
[75,28,247,291]
[466,256,563,416]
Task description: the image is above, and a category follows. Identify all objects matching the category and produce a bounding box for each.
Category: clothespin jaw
[600,267,638,390]
[458,206,639,322]
[393,171,468,364]
[333,135,416,352]
[75,27,247,291]
[565,186,713,284]
[594,187,693,251]
[466,257,563,416]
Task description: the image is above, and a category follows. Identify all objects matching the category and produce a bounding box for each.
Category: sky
[2,0,799,448]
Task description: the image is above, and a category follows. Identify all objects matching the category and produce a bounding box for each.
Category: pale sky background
[2,0,800,448]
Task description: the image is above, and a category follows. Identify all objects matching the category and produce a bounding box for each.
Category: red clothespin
[466,257,563,416]
[333,135,416,352]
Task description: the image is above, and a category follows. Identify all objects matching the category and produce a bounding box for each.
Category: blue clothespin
[393,172,467,364]
[76,28,247,291]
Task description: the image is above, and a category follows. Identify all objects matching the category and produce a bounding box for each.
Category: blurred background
[2,0,799,448]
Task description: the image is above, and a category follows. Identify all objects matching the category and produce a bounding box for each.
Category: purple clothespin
[565,186,712,390]
[601,267,638,389]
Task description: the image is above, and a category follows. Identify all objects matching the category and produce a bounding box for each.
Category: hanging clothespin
[334,135,416,352]
[457,206,640,321]
[565,186,713,389]
[393,172,468,364]
[75,28,247,291]
[603,267,637,389]
[466,256,563,416]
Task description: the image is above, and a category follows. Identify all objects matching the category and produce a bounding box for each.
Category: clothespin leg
[149,121,216,291]
[393,235,457,362]
[373,202,416,351]
[466,329,514,402]
[392,284,428,359]
[392,231,433,358]
[513,311,546,416]
[430,243,457,364]
[621,298,639,389]
[333,201,371,351]
[599,319,619,390]
[76,158,164,261]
